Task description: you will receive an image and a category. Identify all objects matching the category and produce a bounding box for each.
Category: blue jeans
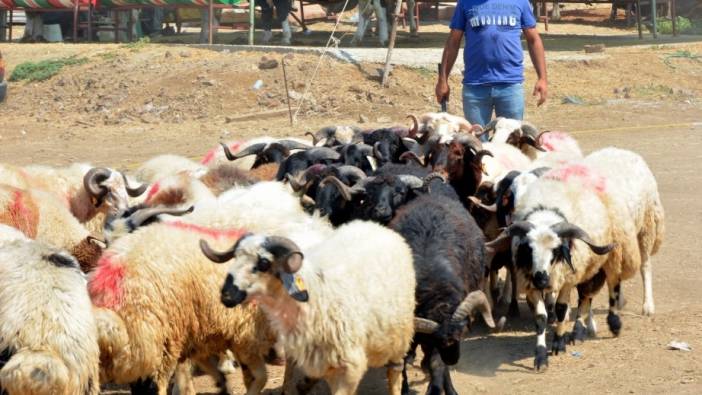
[462,83,525,130]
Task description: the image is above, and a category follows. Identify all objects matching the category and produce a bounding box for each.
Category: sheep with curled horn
[285,164,366,217]
[388,187,504,395]
[335,142,378,175]
[305,125,363,147]
[274,147,341,181]
[220,139,312,168]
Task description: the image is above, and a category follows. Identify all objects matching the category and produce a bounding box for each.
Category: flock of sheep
[0,112,664,395]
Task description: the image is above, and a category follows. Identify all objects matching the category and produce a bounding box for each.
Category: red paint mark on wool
[545,164,607,194]
[89,253,126,309]
[5,190,38,238]
[165,220,246,240]
[201,141,243,165]
[10,190,29,218]
[539,132,570,152]
[145,182,161,204]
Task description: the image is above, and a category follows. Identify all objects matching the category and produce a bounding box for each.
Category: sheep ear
[560,244,575,273]
[280,272,309,302]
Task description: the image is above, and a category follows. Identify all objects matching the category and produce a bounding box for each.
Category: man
[436,0,548,127]
[256,0,292,45]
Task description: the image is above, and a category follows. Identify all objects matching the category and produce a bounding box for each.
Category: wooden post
[208,0,214,44]
[636,0,643,39]
[381,0,404,87]
[249,0,255,45]
[282,56,293,126]
[73,1,79,41]
[651,0,658,39]
[9,8,12,42]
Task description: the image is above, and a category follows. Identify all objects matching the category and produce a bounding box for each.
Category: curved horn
[398,175,424,189]
[285,165,321,194]
[451,290,497,328]
[398,151,426,167]
[121,173,148,197]
[305,131,319,146]
[469,124,486,137]
[308,147,341,161]
[221,142,267,161]
[265,236,304,273]
[475,149,494,162]
[550,222,617,255]
[277,140,313,151]
[423,172,447,187]
[129,206,194,229]
[519,135,546,152]
[520,122,540,139]
[468,196,497,213]
[536,130,552,145]
[507,221,535,238]
[407,114,419,138]
[414,317,440,334]
[483,118,501,138]
[83,168,111,204]
[372,142,385,162]
[199,239,236,264]
[319,176,356,202]
[337,166,367,183]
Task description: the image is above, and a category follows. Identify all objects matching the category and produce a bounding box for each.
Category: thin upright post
[249,0,255,45]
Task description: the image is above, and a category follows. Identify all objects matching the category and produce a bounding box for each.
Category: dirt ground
[2,11,702,394]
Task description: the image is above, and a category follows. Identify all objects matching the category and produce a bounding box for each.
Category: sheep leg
[573,268,606,342]
[571,291,593,344]
[129,377,159,395]
[546,291,557,324]
[424,348,446,395]
[551,286,571,355]
[606,277,623,336]
[442,366,458,395]
[401,341,418,395]
[641,259,655,316]
[240,357,267,395]
[386,360,404,395]
[527,290,548,372]
[507,265,520,317]
[325,361,366,395]
[173,360,197,395]
[489,269,500,306]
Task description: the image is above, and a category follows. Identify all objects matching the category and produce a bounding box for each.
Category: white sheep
[0,185,103,272]
[481,142,532,184]
[583,147,665,317]
[0,225,100,395]
[488,162,625,371]
[0,163,147,234]
[486,117,582,160]
[90,181,333,394]
[200,219,416,395]
[134,154,208,184]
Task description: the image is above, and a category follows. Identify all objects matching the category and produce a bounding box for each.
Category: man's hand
[533,78,548,106]
[436,78,450,104]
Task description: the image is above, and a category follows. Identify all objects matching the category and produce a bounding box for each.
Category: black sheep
[389,194,499,395]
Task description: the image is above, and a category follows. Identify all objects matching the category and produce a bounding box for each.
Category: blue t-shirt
[450,0,536,85]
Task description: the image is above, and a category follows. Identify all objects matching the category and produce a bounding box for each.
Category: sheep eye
[255,257,272,272]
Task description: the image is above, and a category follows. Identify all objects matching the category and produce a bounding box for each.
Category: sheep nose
[533,271,550,290]
[373,207,392,222]
[221,274,247,308]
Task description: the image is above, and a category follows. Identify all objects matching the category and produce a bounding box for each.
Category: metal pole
[636,0,643,39]
[651,0,658,39]
[671,0,677,36]
[381,0,404,87]
[249,0,254,45]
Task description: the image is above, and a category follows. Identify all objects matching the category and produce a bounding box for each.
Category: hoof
[570,320,587,344]
[547,309,557,325]
[642,303,655,316]
[607,312,622,336]
[551,334,567,355]
[534,345,549,372]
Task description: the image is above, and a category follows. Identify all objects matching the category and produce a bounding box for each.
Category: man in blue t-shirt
[436,0,547,127]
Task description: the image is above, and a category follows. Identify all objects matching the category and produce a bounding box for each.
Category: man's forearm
[440,33,463,81]
[527,37,547,81]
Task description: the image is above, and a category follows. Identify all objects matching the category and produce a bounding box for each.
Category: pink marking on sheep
[539,132,571,152]
[201,141,243,165]
[89,253,127,310]
[145,182,161,204]
[544,164,607,194]
[164,220,246,241]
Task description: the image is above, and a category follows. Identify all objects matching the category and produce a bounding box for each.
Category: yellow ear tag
[294,275,307,292]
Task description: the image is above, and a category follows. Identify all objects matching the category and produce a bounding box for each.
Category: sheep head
[200,234,309,308]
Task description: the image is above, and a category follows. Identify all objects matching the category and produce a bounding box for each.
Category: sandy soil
[1,18,702,395]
